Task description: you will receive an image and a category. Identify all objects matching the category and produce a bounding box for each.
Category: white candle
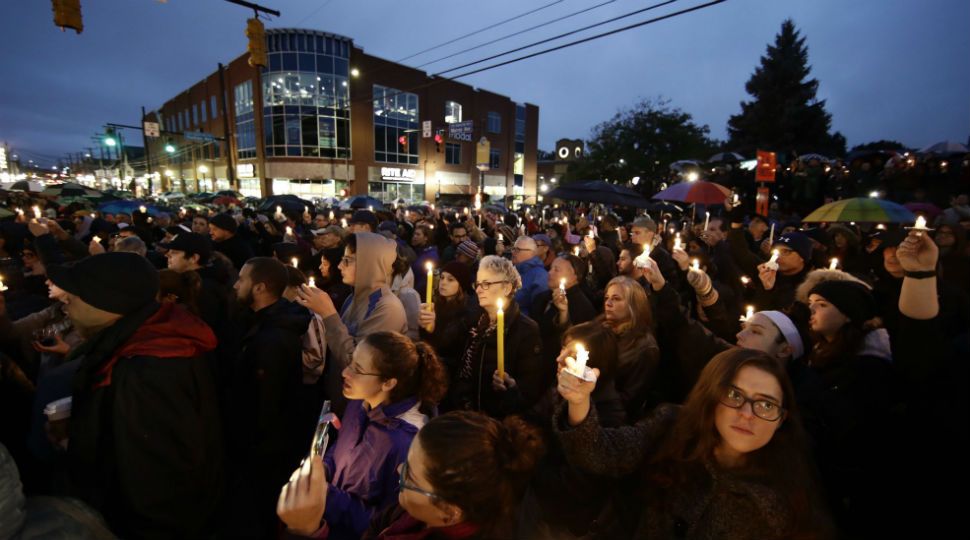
[498,233,503,243]
[691,258,700,271]
[0,279,7,292]
[588,230,595,239]
[285,226,293,236]
[673,233,682,251]
[573,247,580,257]
[32,206,41,219]
[741,305,754,322]
[291,257,299,268]
[565,343,590,378]
[914,215,927,230]
[329,211,335,220]
[368,205,373,212]
[704,211,710,231]
[829,258,839,270]
[768,223,775,247]
[15,208,24,216]
[769,249,779,265]
[93,235,102,243]
[635,243,652,267]
[341,218,348,228]
[559,278,566,295]
[308,277,316,288]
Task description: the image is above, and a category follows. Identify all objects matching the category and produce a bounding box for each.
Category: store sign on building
[448,121,474,142]
[381,167,417,182]
[237,163,255,178]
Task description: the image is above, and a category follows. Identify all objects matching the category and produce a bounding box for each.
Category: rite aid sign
[380,167,417,181]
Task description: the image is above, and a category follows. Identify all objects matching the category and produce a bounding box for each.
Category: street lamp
[198,165,209,191]
[350,67,360,77]
[686,171,699,182]
[540,183,548,193]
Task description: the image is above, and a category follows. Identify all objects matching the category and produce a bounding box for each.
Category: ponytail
[418,412,545,535]
[363,332,448,407]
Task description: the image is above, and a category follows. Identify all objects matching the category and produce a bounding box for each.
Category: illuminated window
[445,101,463,124]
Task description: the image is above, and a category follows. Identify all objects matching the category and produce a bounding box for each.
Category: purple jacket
[323,397,427,540]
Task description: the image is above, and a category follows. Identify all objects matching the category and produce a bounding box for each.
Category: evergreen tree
[728,20,845,157]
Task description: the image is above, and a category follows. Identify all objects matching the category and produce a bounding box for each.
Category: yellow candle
[829,258,839,270]
[425,262,434,306]
[496,298,505,378]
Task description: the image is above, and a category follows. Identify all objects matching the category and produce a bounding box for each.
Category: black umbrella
[258,194,314,214]
[545,180,650,208]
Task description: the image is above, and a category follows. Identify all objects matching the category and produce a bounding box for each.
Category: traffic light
[398,134,408,151]
[434,130,444,153]
[103,128,117,147]
[246,18,268,68]
[52,0,83,34]
[164,138,176,154]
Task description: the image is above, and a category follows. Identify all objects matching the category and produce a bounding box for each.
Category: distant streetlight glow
[632,176,640,185]
[686,172,699,182]
[198,165,208,174]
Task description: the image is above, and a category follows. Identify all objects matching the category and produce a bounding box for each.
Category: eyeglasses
[339,256,356,266]
[347,362,381,377]
[511,247,533,253]
[719,386,786,422]
[398,461,439,500]
[473,280,509,291]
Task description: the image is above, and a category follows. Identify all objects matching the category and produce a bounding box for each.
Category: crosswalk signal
[246,18,268,68]
[398,134,408,151]
[434,130,444,153]
[52,0,83,34]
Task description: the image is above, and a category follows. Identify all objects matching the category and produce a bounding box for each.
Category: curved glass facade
[261,30,351,159]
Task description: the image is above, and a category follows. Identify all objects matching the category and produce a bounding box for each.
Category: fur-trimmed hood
[795,268,871,305]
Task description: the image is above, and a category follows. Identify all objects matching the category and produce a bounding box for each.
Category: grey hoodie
[323,232,407,368]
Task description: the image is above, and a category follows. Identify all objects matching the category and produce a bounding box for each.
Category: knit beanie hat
[773,232,813,264]
[809,279,877,324]
[48,252,159,316]
[441,261,472,291]
[457,239,479,260]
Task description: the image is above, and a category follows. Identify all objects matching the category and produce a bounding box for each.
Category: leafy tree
[728,19,845,157]
[567,98,720,189]
[849,140,909,153]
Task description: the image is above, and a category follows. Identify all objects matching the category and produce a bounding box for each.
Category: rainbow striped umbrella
[652,180,732,205]
[802,198,915,223]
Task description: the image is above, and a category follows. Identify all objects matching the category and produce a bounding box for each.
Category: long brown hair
[418,412,545,536]
[363,331,448,409]
[599,276,653,338]
[650,348,825,536]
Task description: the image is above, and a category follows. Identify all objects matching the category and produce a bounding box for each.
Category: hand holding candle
[765,249,780,271]
[564,343,596,381]
[673,233,682,251]
[634,243,652,268]
[559,277,566,296]
[906,215,933,237]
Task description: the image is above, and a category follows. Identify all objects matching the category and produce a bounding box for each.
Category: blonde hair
[603,276,653,337]
[479,255,522,295]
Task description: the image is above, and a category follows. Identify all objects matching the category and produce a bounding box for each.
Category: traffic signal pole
[141,106,154,195]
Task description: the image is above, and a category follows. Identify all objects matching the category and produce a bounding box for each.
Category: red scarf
[94,303,217,388]
[379,512,479,540]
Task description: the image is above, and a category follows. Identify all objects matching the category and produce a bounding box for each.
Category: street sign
[448,121,473,142]
[184,131,216,142]
[422,120,432,138]
[476,137,491,169]
[143,121,160,138]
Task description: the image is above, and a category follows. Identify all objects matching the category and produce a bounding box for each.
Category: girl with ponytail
[278,331,448,539]
[279,411,545,539]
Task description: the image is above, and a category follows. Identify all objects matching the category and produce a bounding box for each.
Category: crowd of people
[0,187,967,539]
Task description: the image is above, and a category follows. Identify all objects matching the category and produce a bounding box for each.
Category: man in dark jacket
[209,213,254,271]
[48,252,223,539]
[223,256,311,539]
[159,231,230,333]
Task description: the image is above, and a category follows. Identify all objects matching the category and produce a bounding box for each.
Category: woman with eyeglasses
[448,255,543,418]
[554,348,830,539]
[278,410,544,539]
[277,330,447,539]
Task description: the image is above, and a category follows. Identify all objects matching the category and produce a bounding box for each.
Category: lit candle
[464,207,469,216]
[425,262,434,306]
[741,305,754,322]
[496,298,505,378]
[691,258,700,271]
[766,249,780,271]
[139,205,147,214]
[587,229,595,239]
[15,208,23,216]
[565,343,589,378]
[285,226,293,236]
[704,211,710,231]
[559,277,566,295]
[368,205,373,212]
[307,277,316,288]
[304,206,310,216]
[329,210,335,220]
[908,215,931,237]
[673,233,682,251]
[768,223,775,247]
[32,206,41,219]
[740,275,751,285]
[90,213,96,219]
[0,279,7,292]
[291,257,299,268]
[341,218,348,228]
[498,233,503,243]
[733,193,740,206]
[430,204,435,211]
[93,235,102,243]
[573,246,580,257]
[829,257,839,270]
[876,224,886,230]
[276,205,283,218]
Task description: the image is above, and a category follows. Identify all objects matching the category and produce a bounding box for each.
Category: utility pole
[218,63,237,190]
[141,106,154,195]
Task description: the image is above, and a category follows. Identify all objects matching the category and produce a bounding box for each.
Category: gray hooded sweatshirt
[323,232,408,368]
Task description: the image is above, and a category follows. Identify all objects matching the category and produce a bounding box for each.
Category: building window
[211,95,218,119]
[445,143,461,165]
[515,104,526,154]
[489,148,501,169]
[444,101,462,124]
[261,30,352,159]
[234,80,256,160]
[487,111,501,133]
[200,100,207,125]
[192,104,198,127]
[373,84,419,164]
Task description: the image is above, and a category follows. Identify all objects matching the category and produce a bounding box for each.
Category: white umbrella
[669,160,701,172]
[3,180,45,192]
[708,152,745,163]
[797,153,830,163]
[918,141,968,155]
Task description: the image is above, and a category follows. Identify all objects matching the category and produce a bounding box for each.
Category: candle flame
[496,298,504,313]
[426,262,433,272]
[692,258,700,271]
[291,257,299,268]
[308,277,315,288]
[830,258,839,270]
[914,216,927,229]
[740,276,751,285]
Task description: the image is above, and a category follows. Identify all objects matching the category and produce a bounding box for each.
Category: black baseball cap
[158,232,213,262]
